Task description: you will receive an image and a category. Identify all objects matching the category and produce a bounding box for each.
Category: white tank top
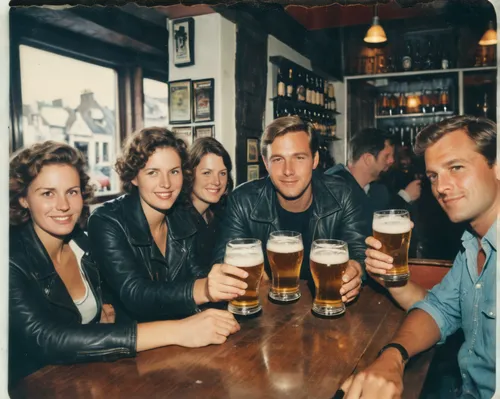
[69,240,98,324]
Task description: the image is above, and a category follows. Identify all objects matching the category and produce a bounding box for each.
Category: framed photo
[172,18,195,67]
[194,125,215,139]
[247,165,260,182]
[246,138,259,163]
[172,126,193,146]
[169,80,191,124]
[192,79,214,123]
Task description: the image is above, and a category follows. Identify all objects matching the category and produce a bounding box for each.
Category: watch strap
[377,342,409,365]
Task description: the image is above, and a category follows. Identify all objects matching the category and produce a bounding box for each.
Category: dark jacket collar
[250,172,341,223]
[15,222,87,280]
[122,190,197,246]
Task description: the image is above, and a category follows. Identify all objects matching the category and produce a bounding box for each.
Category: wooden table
[11,281,434,399]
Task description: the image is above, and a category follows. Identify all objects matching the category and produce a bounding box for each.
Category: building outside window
[19,45,120,194]
[143,78,169,128]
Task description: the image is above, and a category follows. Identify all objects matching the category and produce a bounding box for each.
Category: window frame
[10,12,168,203]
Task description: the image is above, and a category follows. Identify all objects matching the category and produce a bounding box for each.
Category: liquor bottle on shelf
[386,56,395,73]
[324,80,328,108]
[277,68,285,97]
[328,84,337,112]
[296,71,306,102]
[402,41,413,71]
[423,37,434,70]
[311,77,317,105]
[431,89,439,113]
[440,87,450,112]
[389,93,398,116]
[413,41,422,71]
[305,74,312,104]
[482,93,489,118]
[286,68,294,99]
[441,48,450,70]
[397,92,407,115]
[421,89,431,113]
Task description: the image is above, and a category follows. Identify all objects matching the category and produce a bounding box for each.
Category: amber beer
[373,210,412,284]
[310,239,349,316]
[267,231,304,302]
[225,238,264,316]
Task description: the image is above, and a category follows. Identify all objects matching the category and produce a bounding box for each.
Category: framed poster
[246,138,259,163]
[247,165,260,182]
[194,125,215,139]
[169,80,191,124]
[172,18,195,67]
[172,126,193,146]
[192,78,214,123]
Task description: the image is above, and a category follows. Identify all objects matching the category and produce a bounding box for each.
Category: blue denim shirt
[410,221,496,399]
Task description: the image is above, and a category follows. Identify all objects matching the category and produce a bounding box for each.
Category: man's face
[369,140,395,179]
[425,129,499,226]
[264,131,319,201]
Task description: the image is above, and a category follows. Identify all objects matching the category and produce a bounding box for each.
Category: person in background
[87,128,242,322]
[187,137,234,273]
[340,116,498,399]
[209,115,368,303]
[9,141,239,385]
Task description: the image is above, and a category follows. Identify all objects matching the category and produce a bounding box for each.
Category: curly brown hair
[10,141,94,226]
[115,127,192,202]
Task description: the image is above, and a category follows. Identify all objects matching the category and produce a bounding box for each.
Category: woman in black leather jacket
[87,128,247,323]
[187,137,234,273]
[9,141,239,385]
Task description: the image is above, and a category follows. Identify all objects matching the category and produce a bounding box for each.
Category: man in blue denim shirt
[341,116,498,399]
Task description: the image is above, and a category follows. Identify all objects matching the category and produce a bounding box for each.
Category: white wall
[168,14,236,165]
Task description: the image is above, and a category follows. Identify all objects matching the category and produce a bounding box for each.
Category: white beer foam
[373,216,411,234]
[267,239,304,254]
[225,252,264,268]
[310,250,349,265]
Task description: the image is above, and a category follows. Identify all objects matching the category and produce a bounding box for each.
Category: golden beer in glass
[267,231,304,302]
[310,239,349,316]
[373,209,412,284]
[225,238,264,316]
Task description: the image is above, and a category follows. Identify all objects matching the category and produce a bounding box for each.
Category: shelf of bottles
[374,75,458,148]
[348,29,496,78]
[270,56,340,139]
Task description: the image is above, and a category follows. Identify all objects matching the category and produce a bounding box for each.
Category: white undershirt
[69,240,98,324]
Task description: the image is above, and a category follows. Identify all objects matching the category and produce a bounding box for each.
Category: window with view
[19,45,120,195]
[143,78,169,128]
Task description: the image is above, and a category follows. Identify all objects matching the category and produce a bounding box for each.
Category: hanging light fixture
[479,20,497,46]
[364,4,387,44]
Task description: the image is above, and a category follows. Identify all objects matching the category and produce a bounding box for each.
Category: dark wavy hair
[188,137,234,212]
[10,141,94,226]
[414,115,497,166]
[115,127,192,203]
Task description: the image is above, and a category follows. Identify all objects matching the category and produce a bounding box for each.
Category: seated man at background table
[207,115,369,304]
[340,115,498,399]
[325,127,422,258]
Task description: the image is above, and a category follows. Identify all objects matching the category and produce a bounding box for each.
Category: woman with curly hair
[9,141,240,384]
[187,137,234,272]
[88,128,247,323]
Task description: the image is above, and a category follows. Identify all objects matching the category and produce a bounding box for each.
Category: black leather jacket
[88,191,205,323]
[212,172,370,279]
[9,223,137,385]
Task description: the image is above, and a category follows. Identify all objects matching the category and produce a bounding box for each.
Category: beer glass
[372,209,412,284]
[267,231,304,302]
[310,239,349,316]
[225,238,265,316]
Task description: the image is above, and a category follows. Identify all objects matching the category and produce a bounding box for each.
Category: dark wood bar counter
[11,281,434,399]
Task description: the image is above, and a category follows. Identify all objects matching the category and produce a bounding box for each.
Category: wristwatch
[377,343,409,365]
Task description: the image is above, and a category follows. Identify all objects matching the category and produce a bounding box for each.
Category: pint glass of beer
[267,231,304,302]
[225,238,265,316]
[372,209,412,284]
[310,239,349,316]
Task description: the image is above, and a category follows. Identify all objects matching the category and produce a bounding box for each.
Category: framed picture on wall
[172,126,193,146]
[169,80,191,124]
[192,79,214,123]
[194,125,215,139]
[247,165,260,182]
[172,18,195,67]
[246,138,259,163]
